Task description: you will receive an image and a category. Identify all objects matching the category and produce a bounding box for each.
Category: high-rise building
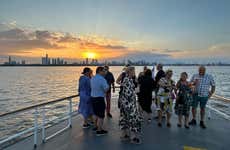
[42,53,50,65]
[52,58,57,65]
[86,58,89,65]
[8,56,11,64]
[21,60,26,65]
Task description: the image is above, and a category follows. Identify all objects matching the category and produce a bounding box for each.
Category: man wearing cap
[104,65,115,118]
[91,66,109,136]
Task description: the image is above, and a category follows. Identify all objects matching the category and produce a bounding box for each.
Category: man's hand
[208,91,213,98]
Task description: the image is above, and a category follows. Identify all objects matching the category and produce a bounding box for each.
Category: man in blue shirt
[91,66,109,136]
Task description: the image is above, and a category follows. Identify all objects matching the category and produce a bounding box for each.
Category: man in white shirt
[189,66,215,129]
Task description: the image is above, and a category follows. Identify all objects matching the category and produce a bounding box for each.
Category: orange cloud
[0,27,130,59]
[0,23,229,63]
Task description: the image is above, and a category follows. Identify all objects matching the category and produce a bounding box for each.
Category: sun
[83,52,97,59]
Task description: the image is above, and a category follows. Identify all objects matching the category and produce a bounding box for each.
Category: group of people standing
[78,66,115,136]
[77,64,215,145]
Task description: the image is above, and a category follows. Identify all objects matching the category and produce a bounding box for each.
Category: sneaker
[147,119,152,123]
[177,124,182,128]
[96,130,108,136]
[92,127,98,132]
[82,124,90,129]
[89,121,94,126]
[189,119,197,126]
[131,137,141,145]
[200,121,207,129]
[107,113,113,118]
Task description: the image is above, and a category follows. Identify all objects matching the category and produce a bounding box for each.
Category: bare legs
[178,115,189,127]
[200,108,205,122]
[191,107,205,122]
[166,112,171,125]
[158,110,171,127]
[191,107,197,120]
[97,118,103,131]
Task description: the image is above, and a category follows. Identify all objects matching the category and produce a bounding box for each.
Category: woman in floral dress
[119,66,143,144]
[157,69,175,127]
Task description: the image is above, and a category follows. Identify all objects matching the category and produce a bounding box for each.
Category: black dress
[138,75,155,113]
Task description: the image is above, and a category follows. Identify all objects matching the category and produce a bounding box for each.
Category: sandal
[120,135,130,141]
[184,125,190,129]
[131,137,141,145]
[158,122,162,127]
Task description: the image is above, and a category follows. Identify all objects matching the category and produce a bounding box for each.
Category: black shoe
[184,125,190,129]
[92,127,98,132]
[177,124,182,128]
[96,130,108,136]
[200,121,207,129]
[82,124,90,129]
[107,113,113,118]
[158,122,162,127]
[131,137,141,144]
[189,119,197,126]
[167,123,171,128]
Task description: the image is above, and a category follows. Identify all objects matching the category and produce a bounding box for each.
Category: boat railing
[0,94,79,148]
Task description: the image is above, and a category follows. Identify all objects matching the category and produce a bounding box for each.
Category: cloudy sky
[0,0,230,63]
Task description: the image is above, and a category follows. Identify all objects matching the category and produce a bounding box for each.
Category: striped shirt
[190,74,215,97]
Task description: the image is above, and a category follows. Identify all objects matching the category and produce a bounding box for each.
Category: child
[175,72,193,129]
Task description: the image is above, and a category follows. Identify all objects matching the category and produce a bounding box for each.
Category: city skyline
[0,0,230,64]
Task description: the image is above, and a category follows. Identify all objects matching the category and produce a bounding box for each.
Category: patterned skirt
[175,95,192,116]
[119,95,143,133]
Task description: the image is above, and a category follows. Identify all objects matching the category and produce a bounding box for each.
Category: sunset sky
[0,0,230,63]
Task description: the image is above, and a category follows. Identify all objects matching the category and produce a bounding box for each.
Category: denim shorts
[192,94,208,109]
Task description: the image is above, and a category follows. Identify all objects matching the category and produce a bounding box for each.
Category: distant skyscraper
[9,56,11,64]
[52,58,57,65]
[86,58,89,65]
[21,60,26,65]
[42,57,46,64]
[42,53,50,65]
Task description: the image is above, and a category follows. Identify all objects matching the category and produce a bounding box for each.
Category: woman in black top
[138,69,155,122]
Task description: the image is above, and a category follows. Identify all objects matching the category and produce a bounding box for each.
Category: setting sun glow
[83,52,97,59]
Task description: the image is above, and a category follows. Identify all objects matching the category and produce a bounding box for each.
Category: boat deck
[5,97,230,150]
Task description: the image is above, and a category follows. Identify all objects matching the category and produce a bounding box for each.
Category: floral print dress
[119,76,143,133]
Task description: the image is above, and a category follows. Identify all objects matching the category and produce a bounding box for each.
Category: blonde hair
[126,66,135,75]
[165,69,173,75]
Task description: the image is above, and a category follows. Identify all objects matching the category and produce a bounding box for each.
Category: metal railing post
[33,107,38,148]
[42,106,46,143]
[68,98,73,128]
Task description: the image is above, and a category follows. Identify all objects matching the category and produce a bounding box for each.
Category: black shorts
[91,97,106,119]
